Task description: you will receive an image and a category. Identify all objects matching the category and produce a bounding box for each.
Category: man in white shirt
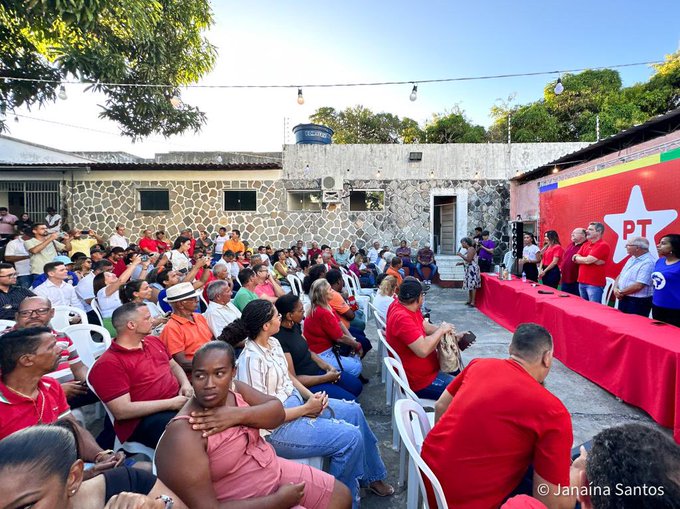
[4,231,32,288]
[203,279,241,338]
[213,227,229,263]
[34,261,85,313]
[109,224,129,249]
[45,206,62,234]
[367,241,382,265]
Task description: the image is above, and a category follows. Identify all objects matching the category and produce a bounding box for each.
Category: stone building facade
[1,136,587,262]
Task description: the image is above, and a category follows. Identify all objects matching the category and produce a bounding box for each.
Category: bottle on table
[521,271,527,282]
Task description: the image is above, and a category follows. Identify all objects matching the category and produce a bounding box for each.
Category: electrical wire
[0,60,663,90]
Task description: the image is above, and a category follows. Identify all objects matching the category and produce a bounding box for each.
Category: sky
[4,0,680,158]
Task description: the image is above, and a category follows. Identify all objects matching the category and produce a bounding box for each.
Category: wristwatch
[156,495,174,509]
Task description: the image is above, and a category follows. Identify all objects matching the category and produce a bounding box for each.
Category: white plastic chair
[602,277,615,305]
[377,329,402,406]
[87,370,155,459]
[287,274,303,296]
[384,357,436,486]
[63,324,110,367]
[51,305,88,331]
[0,319,16,331]
[90,298,105,326]
[394,399,448,509]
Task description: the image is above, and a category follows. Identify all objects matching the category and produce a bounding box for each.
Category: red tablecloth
[477,273,680,442]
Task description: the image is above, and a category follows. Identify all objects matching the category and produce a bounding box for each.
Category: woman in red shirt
[302,279,363,377]
[538,230,564,289]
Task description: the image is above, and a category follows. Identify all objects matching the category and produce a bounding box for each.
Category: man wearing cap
[160,282,214,372]
[33,261,85,314]
[386,277,455,400]
[416,242,438,285]
[89,302,192,449]
[31,255,79,289]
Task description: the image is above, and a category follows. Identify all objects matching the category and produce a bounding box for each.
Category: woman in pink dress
[155,341,351,509]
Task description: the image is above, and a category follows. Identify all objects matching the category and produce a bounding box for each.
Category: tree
[0,0,216,139]
[424,107,486,143]
[309,105,422,144]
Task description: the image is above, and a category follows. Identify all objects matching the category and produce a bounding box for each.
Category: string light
[0,60,660,91]
[554,77,564,95]
[58,85,67,100]
[429,170,435,179]
[409,84,418,101]
[552,166,559,173]
[297,88,304,105]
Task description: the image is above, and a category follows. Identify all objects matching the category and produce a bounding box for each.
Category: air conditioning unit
[321,173,343,203]
[322,190,341,203]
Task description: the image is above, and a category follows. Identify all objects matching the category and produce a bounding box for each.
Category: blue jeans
[308,370,363,400]
[579,283,604,303]
[416,263,438,280]
[269,392,388,508]
[414,371,455,400]
[318,348,363,377]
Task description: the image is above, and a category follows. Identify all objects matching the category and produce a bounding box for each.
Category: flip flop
[369,482,395,497]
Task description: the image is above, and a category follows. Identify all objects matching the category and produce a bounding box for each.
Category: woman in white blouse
[521,232,541,282]
[218,299,393,507]
[157,236,192,273]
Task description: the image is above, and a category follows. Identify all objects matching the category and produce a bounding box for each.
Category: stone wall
[66,176,509,258]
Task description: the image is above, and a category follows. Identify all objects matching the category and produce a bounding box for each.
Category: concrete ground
[357,285,660,509]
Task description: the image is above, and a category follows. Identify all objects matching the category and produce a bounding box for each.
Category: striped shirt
[235,337,295,404]
[617,251,655,298]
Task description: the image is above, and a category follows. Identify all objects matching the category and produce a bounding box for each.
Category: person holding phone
[67,228,105,258]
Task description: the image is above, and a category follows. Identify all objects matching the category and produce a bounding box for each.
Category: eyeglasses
[0,272,17,278]
[18,308,51,317]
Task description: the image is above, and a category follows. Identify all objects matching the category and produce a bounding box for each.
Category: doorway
[433,196,456,255]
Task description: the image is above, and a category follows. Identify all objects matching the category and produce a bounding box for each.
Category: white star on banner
[604,185,677,263]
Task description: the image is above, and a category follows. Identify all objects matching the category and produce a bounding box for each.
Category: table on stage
[476,272,680,442]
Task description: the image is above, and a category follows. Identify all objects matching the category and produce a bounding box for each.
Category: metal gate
[0,181,61,220]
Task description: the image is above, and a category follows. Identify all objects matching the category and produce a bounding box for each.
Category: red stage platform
[476,273,680,442]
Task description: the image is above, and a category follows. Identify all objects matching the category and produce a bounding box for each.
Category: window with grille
[138,189,170,211]
[224,190,257,211]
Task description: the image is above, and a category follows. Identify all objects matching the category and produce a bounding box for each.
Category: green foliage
[424,108,486,143]
[309,105,422,144]
[0,0,216,139]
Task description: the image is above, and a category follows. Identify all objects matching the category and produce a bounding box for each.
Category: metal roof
[512,107,680,183]
[0,161,282,170]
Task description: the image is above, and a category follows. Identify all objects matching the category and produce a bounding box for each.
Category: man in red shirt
[559,228,586,296]
[89,302,192,448]
[0,327,124,469]
[421,323,574,509]
[138,228,159,255]
[573,222,611,303]
[385,277,454,399]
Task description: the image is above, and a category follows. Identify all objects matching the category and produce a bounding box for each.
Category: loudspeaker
[512,221,524,259]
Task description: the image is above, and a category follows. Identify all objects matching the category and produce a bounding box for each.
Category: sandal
[368,481,395,497]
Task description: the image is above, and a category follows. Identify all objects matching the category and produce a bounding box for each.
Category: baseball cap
[53,255,74,265]
[399,277,424,300]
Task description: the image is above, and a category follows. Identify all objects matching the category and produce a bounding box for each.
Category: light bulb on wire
[297,88,304,105]
[58,85,67,100]
[409,84,418,102]
[554,78,564,95]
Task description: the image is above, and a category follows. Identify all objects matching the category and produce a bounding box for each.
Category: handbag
[331,344,345,371]
[437,331,465,374]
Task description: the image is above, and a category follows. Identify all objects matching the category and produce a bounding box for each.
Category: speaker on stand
[510,221,524,275]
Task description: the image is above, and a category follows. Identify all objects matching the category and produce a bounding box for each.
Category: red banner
[539,158,680,277]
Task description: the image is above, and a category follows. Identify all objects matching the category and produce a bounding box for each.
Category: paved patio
[357,285,661,508]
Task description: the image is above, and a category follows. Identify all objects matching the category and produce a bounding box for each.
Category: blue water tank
[292,123,334,144]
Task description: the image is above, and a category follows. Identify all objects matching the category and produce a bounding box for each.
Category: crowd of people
[0,207,679,508]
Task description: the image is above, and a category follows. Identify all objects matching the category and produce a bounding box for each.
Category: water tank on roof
[292,123,334,145]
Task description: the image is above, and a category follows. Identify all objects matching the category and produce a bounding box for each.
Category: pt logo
[603,185,677,263]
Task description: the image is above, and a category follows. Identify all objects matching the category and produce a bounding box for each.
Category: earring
[71,489,76,495]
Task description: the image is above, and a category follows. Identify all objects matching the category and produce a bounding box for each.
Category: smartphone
[461,332,476,343]
[81,230,90,235]
[140,254,149,262]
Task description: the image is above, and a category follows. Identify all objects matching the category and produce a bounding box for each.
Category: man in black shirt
[0,263,35,320]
